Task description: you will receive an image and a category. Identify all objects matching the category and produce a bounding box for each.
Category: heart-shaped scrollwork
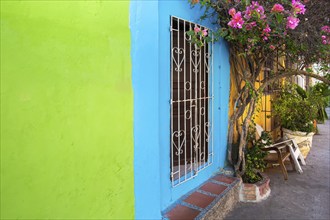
[191,50,201,73]
[172,130,186,156]
[191,125,201,151]
[172,47,185,72]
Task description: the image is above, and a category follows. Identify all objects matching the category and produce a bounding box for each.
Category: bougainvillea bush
[189,0,330,60]
[189,0,330,176]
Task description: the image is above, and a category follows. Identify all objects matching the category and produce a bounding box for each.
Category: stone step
[163,174,241,220]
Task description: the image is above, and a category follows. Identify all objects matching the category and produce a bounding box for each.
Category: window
[263,56,281,94]
[170,16,213,187]
[260,56,281,136]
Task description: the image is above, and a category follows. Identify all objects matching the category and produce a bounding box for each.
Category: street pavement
[225,108,330,220]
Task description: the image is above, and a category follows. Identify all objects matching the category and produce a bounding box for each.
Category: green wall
[0,1,134,219]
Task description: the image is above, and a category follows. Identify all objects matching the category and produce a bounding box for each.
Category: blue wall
[131,1,230,219]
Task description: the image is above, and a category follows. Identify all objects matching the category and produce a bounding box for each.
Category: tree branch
[260,70,330,93]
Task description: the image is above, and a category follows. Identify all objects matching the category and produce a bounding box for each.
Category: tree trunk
[234,97,257,176]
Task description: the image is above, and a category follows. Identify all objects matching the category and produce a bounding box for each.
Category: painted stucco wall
[131,1,231,219]
[228,57,287,143]
[1,1,134,219]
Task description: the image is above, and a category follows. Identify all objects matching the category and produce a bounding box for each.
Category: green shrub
[272,84,318,133]
[242,126,271,184]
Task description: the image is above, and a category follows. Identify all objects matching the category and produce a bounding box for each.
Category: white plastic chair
[255,124,306,179]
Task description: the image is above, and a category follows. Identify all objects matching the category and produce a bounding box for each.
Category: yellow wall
[227,55,286,143]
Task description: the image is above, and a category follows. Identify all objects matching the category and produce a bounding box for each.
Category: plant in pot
[239,125,272,202]
[272,84,318,158]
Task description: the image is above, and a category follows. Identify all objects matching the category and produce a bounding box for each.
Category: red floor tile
[167,205,200,220]
[213,175,236,184]
[184,192,215,208]
[200,182,227,195]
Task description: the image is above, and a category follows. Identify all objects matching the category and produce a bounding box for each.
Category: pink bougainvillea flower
[244,8,252,20]
[322,40,327,45]
[228,12,245,29]
[229,8,236,17]
[292,0,306,15]
[269,45,276,50]
[251,1,259,7]
[286,16,300,29]
[202,29,208,36]
[271,4,284,12]
[256,5,264,15]
[245,21,257,30]
[251,1,264,13]
[322,35,327,40]
[321,26,330,33]
[261,24,271,40]
[194,26,201,33]
[244,1,266,20]
[263,25,271,33]
[250,21,257,26]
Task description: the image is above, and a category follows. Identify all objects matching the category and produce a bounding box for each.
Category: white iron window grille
[170,16,214,187]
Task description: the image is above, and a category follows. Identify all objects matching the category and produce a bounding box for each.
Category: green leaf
[220,29,228,38]
[186,31,195,36]
[205,36,212,42]
[275,14,284,23]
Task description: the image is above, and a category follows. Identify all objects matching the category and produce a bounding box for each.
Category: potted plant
[272,84,318,158]
[239,125,272,202]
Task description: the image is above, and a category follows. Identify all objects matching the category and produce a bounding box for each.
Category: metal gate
[170,16,214,187]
